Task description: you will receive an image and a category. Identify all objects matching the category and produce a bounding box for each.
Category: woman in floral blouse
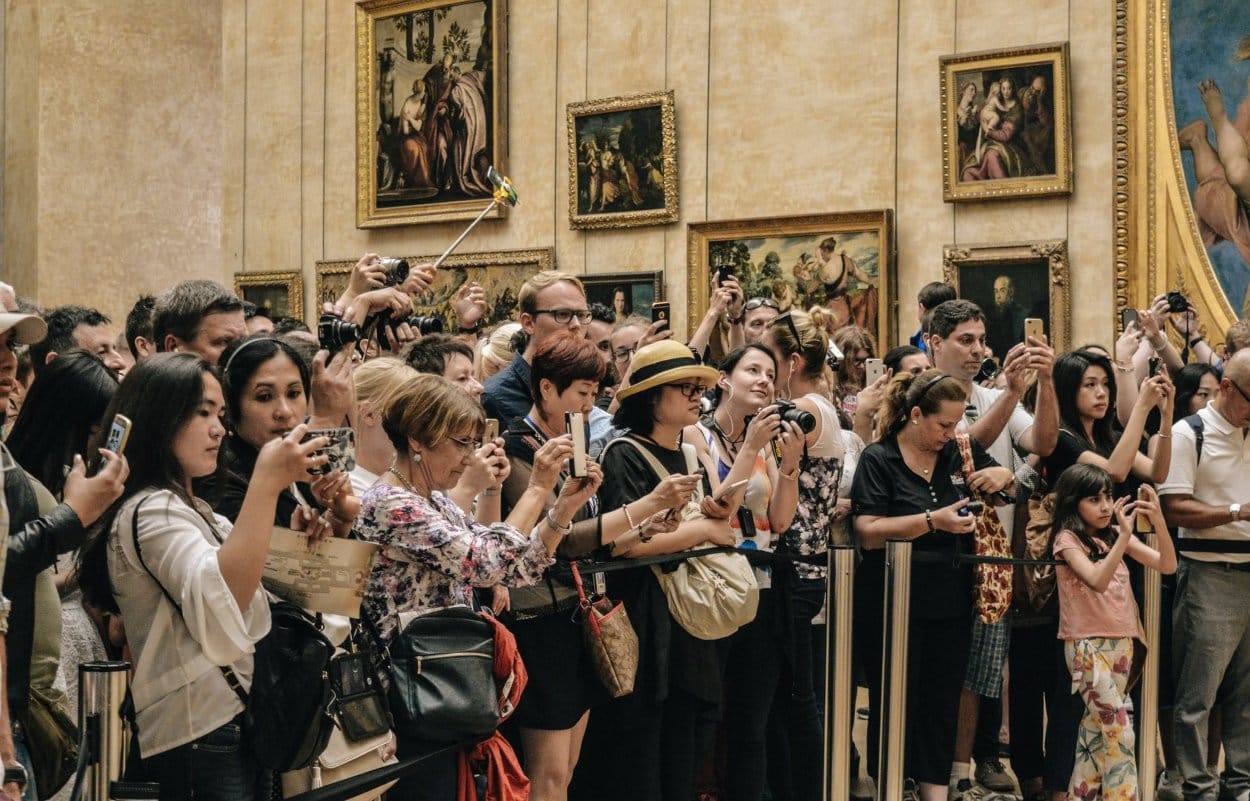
[356,373,601,800]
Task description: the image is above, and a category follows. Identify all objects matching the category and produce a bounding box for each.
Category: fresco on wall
[1172,0,1250,315]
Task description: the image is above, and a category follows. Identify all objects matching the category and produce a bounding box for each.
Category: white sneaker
[1157,769,1183,801]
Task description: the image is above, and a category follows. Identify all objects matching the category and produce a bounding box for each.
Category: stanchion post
[824,546,856,801]
[1139,530,1162,801]
[79,661,131,801]
[878,540,912,801]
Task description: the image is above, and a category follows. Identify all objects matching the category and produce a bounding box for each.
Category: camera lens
[317,315,360,350]
[377,257,410,287]
[774,399,817,433]
[408,316,444,335]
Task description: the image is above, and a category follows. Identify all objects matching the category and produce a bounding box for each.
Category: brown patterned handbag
[955,433,1013,624]
[570,562,639,698]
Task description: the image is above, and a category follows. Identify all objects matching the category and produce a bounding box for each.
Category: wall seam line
[952,0,958,244]
[704,0,711,221]
[300,0,305,279]
[243,0,248,271]
[584,0,589,270]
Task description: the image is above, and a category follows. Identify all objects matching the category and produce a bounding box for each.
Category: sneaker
[851,776,877,801]
[975,758,1016,793]
[949,779,989,801]
[904,778,921,801]
[1157,769,1183,801]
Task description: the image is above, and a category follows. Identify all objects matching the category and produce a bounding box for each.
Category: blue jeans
[141,716,270,801]
[12,722,36,801]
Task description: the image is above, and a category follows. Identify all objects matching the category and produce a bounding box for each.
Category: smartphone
[1136,486,1153,533]
[1023,318,1046,344]
[1120,308,1138,330]
[651,302,671,332]
[484,418,499,443]
[302,427,357,475]
[716,264,734,287]
[865,357,885,385]
[104,414,132,457]
[565,411,588,478]
[1148,356,1162,376]
[712,478,750,503]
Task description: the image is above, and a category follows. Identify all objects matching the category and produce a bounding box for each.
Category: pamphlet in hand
[263,527,380,618]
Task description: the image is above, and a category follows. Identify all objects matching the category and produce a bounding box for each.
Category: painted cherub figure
[976,82,1010,163]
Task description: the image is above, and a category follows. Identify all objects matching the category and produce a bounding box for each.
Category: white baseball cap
[0,313,47,345]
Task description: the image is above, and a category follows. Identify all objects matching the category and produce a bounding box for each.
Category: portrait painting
[942,241,1071,355]
[1171,0,1250,317]
[316,248,554,327]
[356,0,509,228]
[940,43,1072,202]
[567,90,678,230]
[582,272,663,321]
[233,271,304,321]
[687,211,894,351]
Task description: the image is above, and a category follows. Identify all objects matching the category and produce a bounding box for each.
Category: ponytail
[876,368,967,442]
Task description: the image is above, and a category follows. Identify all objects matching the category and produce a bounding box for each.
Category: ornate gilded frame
[355,0,509,228]
[566,90,678,230]
[941,240,1071,353]
[581,271,665,319]
[1116,0,1235,339]
[939,42,1073,202]
[686,211,895,350]
[233,271,304,321]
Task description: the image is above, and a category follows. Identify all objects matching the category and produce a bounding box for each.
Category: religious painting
[686,211,895,350]
[315,248,553,327]
[233,271,304,321]
[355,0,509,228]
[582,272,664,321]
[567,91,678,230]
[941,241,1071,354]
[940,43,1073,202]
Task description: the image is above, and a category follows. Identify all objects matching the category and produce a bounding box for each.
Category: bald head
[1225,349,1250,385]
[1214,349,1250,427]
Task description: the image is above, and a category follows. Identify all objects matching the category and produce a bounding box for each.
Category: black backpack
[128,495,335,771]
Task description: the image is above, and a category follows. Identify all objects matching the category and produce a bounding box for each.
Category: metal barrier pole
[824,546,856,801]
[1139,530,1162,801]
[79,661,130,801]
[878,540,912,801]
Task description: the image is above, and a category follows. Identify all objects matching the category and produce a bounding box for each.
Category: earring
[411,452,422,463]
[911,419,919,425]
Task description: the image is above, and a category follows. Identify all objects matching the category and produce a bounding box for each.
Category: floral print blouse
[356,483,554,641]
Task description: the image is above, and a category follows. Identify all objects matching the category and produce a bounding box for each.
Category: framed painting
[355,0,509,228]
[233,271,304,321]
[939,42,1073,202]
[315,248,554,327]
[582,271,664,321]
[567,90,678,230]
[686,211,895,350]
[941,240,1071,354]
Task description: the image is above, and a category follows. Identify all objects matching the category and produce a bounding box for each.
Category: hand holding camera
[931,498,978,534]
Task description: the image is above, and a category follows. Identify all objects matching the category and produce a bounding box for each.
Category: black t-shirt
[851,436,996,620]
[1041,428,1144,500]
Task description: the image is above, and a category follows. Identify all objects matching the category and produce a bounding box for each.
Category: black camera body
[958,500,985,517]
[1166,291,1189,313]
[773,398,816,433]
[318,315,360,351]
[974,358,1000,383]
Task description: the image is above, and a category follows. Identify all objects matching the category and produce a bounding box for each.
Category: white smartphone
[712,478,750,503]
[105,414,132,457]
[865,357,885,385]
[565,411,588,478]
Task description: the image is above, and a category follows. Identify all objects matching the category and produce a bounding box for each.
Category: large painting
[355,0,508,228]
[940,43,1073,202]
[582,272,663,321]
[234,271,304,321]
[686,211,894,351]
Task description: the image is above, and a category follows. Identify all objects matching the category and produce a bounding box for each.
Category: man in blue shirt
[909,280,957,354]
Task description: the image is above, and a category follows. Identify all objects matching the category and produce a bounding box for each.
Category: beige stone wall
[5,0,1113,346]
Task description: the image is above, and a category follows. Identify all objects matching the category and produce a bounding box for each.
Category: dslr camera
[773,398,816,434]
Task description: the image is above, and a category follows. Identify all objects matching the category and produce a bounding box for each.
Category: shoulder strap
[954,432,977,478]
[1183,413,1204,465]
[601,435,671,483]
[129,494,249,705]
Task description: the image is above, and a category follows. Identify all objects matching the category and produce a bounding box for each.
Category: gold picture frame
[941,240,1071,354]
[355,0,509,228]
[315,248,554,328]
[686,211,895,350]
[233,271,304,321]
[939,42,1073,202]
[567,90,678,230]
[581,271,665,320]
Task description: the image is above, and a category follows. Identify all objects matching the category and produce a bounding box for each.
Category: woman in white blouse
[77,353,330,801]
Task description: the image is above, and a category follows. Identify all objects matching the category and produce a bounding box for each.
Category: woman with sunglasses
[852,369,1013,801]
[574,340,737,801]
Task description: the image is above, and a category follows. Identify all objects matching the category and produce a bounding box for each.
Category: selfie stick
[430,167,518,271]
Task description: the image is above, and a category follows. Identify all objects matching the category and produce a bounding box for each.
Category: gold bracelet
[482,487,501,497]
[780,468,799,481]
[1113,363,1134,374]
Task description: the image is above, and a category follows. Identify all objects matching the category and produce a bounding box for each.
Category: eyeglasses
[1228,377,1250,405]
[448,436,483,453]
[744,297,780,312]
[613,345,637,362]
[669,382,710,400]
[533,308,592,325]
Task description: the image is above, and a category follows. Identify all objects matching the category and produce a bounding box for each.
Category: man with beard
[983,275,1028,361]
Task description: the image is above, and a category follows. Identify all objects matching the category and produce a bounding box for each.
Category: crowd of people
[0,257,1244,801]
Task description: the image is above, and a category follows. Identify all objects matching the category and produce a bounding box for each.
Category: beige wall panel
[222,0,246,276]
[35,1,224,320]
[553,0,590,274]
[3,0,38,296]
[300,0,327,312]
[896,0,957,345]
[1066,0,1113,347]
[242,1,303,274]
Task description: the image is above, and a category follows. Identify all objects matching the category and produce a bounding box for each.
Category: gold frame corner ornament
[566,90,679,230]
[940,239,1071,353]
[233,270,305,321]
[939,41,1074,203]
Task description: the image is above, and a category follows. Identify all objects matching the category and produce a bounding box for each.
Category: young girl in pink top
[1051,463,1176,801]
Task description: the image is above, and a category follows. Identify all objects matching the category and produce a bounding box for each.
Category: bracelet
[623,502,637,532]
[924,509,935,534]
[545,509,572,536]
[727,315,744,325]
[457,320,483,334]
[482,487,501,497]
[1151,337,1167,352]
[1113,363,1134,374]
[1156,432,1171,439]
[1189,337,1204,348]
[779,467,799,481]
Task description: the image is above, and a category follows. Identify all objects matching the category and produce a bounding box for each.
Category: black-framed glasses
[1228,377,1250,405]
[669,382,710,400]
[533,308,592,324]
[744,297,780,312]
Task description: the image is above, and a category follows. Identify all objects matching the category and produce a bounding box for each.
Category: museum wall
[3,0,1114,346]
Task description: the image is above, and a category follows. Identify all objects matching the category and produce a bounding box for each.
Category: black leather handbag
[386,606,498,744]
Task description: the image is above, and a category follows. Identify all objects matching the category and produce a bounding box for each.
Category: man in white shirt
[1159,349,1250,801]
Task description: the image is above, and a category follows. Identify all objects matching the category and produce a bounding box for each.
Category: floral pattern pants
[1064,637,1137,801]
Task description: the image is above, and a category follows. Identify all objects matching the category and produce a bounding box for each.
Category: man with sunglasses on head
[738,296,781,345]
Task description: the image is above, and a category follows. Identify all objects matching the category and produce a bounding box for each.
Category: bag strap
[602,434,672,484]
[128,495,249,706]
[568,563,601,637]
[955,433,977,491]
[1184,413,1205,466]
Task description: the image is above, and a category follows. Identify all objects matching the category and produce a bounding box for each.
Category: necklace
[387,465,420,495]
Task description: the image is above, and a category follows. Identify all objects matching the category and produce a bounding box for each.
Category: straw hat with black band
[0,313,47,345]
[615,340,718,402]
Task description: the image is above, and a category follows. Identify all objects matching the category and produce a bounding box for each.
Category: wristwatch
[1232,503,1242,523]
[4,765,27,789]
